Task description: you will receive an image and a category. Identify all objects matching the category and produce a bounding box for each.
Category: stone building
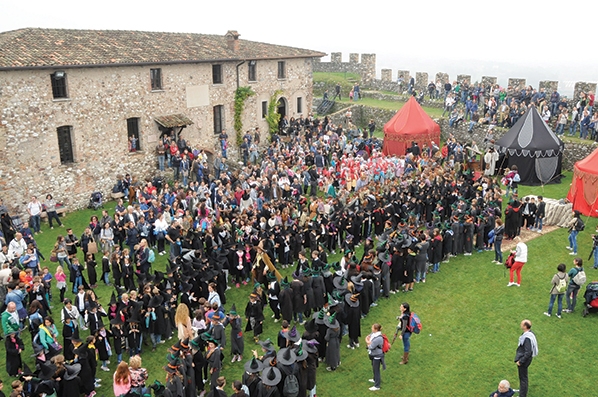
[0,28,325,214]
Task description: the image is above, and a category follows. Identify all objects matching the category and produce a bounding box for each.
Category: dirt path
[501,225,559,251]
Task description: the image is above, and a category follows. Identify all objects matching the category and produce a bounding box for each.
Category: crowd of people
[0,108,593,397]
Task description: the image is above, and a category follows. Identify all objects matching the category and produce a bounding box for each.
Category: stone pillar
[436,72,449,83]
[416,72,428,91]
[457,75,471,85]
[381,69,392,82]
[574,82,597,99]
[360,54,376,83]
[349,53,360,64]
[508,78,527,90]
[330,53,342,63]
[481,76,497,88]
[539,81,558,94]
[397,70,410,81]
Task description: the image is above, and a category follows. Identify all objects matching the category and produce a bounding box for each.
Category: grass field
[5,171,598,397]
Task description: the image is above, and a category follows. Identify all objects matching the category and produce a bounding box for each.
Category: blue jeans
[581,125,589,139]
[594,246,598,269]
[58,256,71,269]
[568,230,578,253]
[547,294,563,315]
[556,124,565,135]
[30,214,41,233]
[494,239,503,262]
[433,262,440,272]
[534,217,543,231]
[402,332,412,352]
[566,284,581,311]
[570,122,579,136]
[73,276,82,293]
[150,333,161,347]
[158,155,165,171]
[468,121,477,131]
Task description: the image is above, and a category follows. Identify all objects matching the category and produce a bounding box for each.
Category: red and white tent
[567,147,598,217]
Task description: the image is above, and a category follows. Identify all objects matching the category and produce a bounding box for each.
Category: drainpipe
[236,61,245,88]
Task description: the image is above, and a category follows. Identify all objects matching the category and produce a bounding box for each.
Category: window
[297,97,303,114]
[248,61,257,82]
[277,61,286,79]
[261,101,268,119]
[213,105,225,134]
[212,64,223,84]
[150,68,162,90]
[127,117,141,152]
[56,126,74,164]
[51,71,68,99]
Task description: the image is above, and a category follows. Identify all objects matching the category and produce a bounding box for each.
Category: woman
[89,216,102,246]
[397,302,412,365]
[80,227,96,258]
[544,263,568,318]
[100,222,115,254]
[493,218,505,264]
[38,316,61,358]
[85,253,97,288]
[508,236,527,287]
[129,355,149,396]
[429,228,443,273]
[113,361,132,397]
[365,323,384,391]
[154,213,168,256]
[53,235,71,270]
[44,194,64,229]
[566,210,583,255]
[175,303,193,341]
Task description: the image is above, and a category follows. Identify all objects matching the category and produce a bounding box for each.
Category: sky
[3,0,596,95]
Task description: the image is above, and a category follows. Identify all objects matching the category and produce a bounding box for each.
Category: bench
[110,192,125,199]
[40,207,67,222]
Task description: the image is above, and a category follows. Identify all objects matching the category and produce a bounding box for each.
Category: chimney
[225,30,240,52]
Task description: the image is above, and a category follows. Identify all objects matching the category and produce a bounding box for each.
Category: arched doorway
[277,97,287,118]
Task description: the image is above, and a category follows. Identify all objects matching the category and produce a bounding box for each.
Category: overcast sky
[3,0,595,95]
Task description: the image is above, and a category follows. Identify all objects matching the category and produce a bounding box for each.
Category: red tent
[567,148,598,217]
[382,97,441,156]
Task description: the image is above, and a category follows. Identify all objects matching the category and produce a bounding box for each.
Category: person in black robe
[244,293,264,343]
[291,278,306,324]
[278,279,293,323]
[463,217,475,255]
[73,344,94,395]
[60,363,82,397]
[110,317,126,364]
[5,332,23,376]
[62,316,79,361]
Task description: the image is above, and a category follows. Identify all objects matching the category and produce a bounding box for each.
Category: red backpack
[381,334,391,353]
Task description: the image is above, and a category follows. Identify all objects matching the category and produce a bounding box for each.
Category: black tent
[495,106,564,185]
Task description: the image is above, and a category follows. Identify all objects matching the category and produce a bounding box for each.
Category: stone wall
[314,53,376,83]
[0,57,315,216]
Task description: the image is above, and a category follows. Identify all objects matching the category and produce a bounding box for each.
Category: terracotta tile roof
[155,114,194,128]
[0,28,326,69]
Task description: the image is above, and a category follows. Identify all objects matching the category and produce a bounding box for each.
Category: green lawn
[336,97,444,119]
[7,171,598,396]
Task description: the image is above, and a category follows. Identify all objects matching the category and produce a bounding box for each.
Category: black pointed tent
[495,106,564,185]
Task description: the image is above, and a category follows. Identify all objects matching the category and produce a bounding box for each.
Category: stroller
[87,192,104,210]
[11,215,24,232]
[582,282,598,317]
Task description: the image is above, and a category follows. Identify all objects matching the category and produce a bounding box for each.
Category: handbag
[87,242,98,254]
[50,251,58,263]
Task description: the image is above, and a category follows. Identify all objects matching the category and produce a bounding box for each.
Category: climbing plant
[234,86,256,145]
[266,90,283,140]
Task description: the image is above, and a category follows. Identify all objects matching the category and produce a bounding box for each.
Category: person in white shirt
[8,233,27,259]
[27,196,43,234]
[508,236,528,287]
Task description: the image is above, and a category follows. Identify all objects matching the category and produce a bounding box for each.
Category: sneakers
[556,314,562,319]
[507,282,516,287]
[347,344,355,349]
[566,246,572,250]
[563,309,572,313]
[355,343,360,348]
[232,355,238,363]
[515,283,521,287]
[368,379,375,383]
[369,386,380,391]
[101,366,110,371]
[543,312,551,317]
[569,252,577,255]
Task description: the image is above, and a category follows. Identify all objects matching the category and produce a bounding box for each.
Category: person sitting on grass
[489,379,515,397]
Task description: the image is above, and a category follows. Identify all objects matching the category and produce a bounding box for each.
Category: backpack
[407,313,422,334]
[282,373,299,397]
[381,334,391,353]
[575,218,585,231]
[505,252,515,269]
[573,269,587,286]
[147,249,156,264]
[555,275,567,293]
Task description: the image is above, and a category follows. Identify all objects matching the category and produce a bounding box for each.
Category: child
[101,251,111,286]
[71,257,84,293]
[223,304,244,363]
[5,332,24,376]
[244,293,264,343]
[277,320,290,349]
[55,265,67,303]
[85,253,97,288]
[110,317,126,364]
[41,266,53,302]
[95,325,112,372]
[62,313,79,361]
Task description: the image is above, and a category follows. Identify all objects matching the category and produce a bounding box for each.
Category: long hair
[114,361,130,384]
[175,303,190,326]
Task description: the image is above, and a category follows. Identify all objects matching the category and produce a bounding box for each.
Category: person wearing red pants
[508,236,527,287]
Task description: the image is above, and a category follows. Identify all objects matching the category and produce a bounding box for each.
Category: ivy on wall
[234,86,256,145]
[266,90,283,140]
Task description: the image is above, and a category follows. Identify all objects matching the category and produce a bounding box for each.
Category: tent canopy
[495,106,564,185]
[382,97,440,156]
[567,148,598,217]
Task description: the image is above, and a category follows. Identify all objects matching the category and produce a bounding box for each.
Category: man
[332,83,341,101]
[7,233,27,259]
[564,257,584,313]
[514,319,538,397]
[1,302,21,336]
[323,89,329,101]
[27,196,43,234]
[533,196,546,233]
[368,119,376,139]
[206,376,227,397]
